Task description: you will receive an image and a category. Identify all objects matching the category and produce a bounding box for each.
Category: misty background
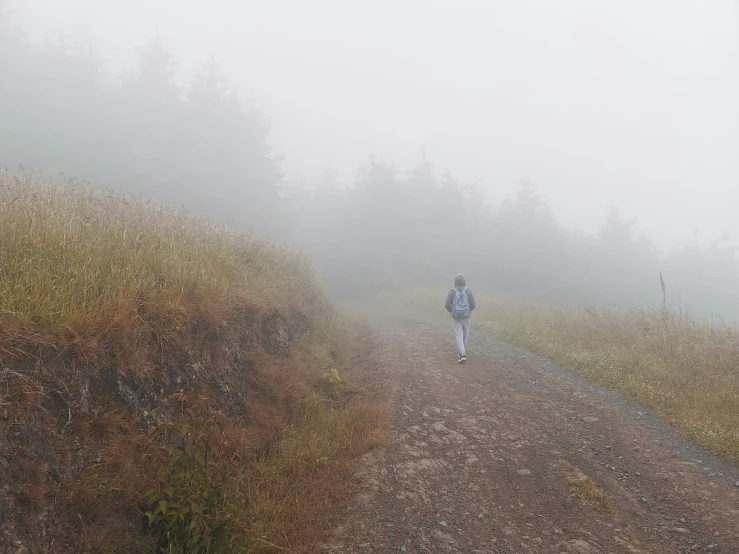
[2,1,739,316]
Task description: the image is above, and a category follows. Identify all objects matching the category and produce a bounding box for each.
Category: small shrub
[322,368,345,388]
[144,393,247,554]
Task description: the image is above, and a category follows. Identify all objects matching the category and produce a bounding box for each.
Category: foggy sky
[8,0,739,251]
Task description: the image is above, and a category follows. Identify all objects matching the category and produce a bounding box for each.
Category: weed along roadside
[0,173,388,553]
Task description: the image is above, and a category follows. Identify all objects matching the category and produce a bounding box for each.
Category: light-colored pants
[452,317,471,355]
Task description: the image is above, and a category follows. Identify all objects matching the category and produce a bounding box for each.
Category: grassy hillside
[0,172,387,553]
[391,286,739,463]
[0,172,321,366]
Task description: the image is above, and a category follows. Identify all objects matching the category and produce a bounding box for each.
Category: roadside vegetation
[0,172,387,553]
[478,299,739,462]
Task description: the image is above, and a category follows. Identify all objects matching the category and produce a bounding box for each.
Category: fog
[3,1,739,315]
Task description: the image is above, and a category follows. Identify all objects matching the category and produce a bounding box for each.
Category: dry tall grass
[0,172,387,552]
[476,300,739,462]
[0,171,322,366]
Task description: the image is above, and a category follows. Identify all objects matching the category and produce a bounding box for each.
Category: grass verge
[476,300,739,462]
[242,314,389,552]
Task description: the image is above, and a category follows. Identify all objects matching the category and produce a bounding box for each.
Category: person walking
[444,274,476,363]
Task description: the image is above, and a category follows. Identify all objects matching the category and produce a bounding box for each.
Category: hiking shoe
[458,353,467,364]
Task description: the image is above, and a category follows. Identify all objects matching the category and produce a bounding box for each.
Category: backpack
[451,287,471,318]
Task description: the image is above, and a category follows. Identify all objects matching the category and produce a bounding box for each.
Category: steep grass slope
[0,173,387,553]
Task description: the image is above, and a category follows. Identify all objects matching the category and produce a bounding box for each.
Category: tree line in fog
[2,13,737,317]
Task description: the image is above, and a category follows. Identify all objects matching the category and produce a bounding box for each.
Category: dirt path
[323,312,739,554]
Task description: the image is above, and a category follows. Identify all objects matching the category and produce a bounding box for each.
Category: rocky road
[324,312,739,553]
